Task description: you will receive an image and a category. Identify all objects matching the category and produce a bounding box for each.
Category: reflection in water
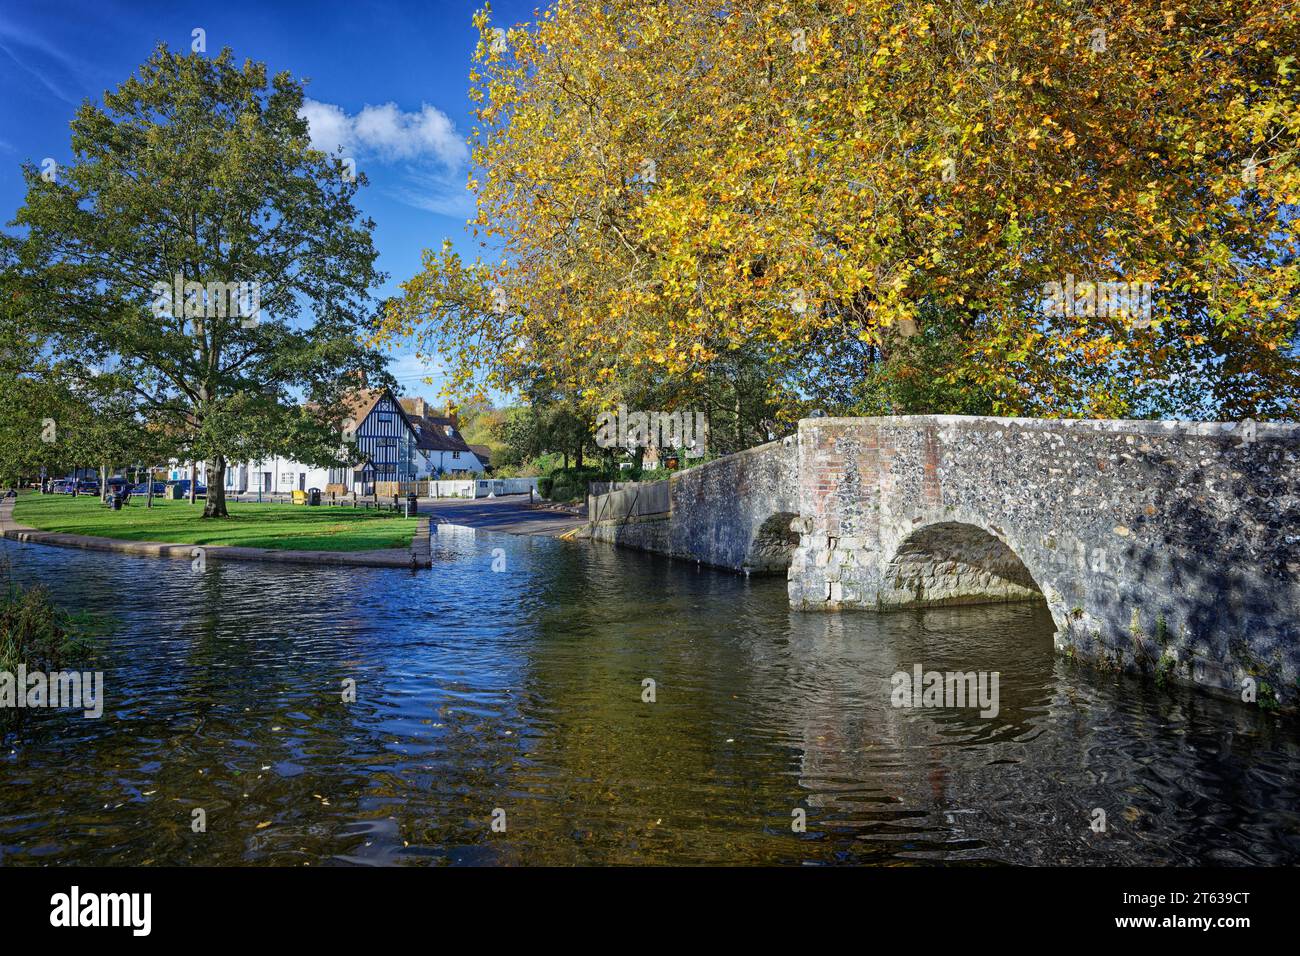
[0,527,1296,866]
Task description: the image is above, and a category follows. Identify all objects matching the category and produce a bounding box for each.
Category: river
[1,525,1297,865]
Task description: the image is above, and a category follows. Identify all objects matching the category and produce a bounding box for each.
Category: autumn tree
[379,0,1297,429]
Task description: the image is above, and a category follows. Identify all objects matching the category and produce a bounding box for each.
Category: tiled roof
[339,389,386,432]
[407,414,474,453]
[338,387,424,438]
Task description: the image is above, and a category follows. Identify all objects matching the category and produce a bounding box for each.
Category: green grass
[13,494,418,552]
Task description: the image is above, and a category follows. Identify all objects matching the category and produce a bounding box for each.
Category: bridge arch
[877,521,1045,610]
[744,511,801,574]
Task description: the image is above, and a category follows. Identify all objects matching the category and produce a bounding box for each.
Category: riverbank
[1,496,431,569]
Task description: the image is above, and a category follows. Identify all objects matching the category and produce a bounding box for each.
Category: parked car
[75,479,100,495]
[130,481,166,496]
[171,480,207,498]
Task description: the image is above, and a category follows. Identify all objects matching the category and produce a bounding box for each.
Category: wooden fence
[588,480,671,523]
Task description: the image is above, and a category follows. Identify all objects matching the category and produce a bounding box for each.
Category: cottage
[399,398,484,478]
[326,388,420,493]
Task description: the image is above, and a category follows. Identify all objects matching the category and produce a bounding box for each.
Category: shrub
[0,562,105,726]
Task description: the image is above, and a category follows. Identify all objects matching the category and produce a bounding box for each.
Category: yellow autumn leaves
[378,0,1298,420]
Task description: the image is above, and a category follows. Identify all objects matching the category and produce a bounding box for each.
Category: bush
[633,466,674,482]
[0,562,105,726]
[548,478,582,501]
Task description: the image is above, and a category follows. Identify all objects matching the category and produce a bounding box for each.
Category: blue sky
[0,0,537,398]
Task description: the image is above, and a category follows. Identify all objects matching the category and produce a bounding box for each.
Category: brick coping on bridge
[809,413,1300,440]
[0,496,433,569]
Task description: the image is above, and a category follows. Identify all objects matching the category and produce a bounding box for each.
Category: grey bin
[308,488,321,506]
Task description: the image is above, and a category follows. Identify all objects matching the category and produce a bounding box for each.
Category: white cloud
[300,98,468,167]
[300,98,472,218]
[299,99,352,157]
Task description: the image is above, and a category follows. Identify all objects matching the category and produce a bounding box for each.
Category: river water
[1,526,1297,866]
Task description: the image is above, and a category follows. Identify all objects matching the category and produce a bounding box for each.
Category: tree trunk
[576,441,584,470]
[146,471,154,509]
[203,456,228,517]
[100,464,108,502]
[189,461,197,504]
[735,391,743,454]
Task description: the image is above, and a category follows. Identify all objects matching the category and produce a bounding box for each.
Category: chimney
[444,401,458,428]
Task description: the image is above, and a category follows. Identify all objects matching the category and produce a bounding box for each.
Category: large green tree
[9,44,388,516]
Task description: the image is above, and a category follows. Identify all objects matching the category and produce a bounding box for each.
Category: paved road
[421,495,587,537]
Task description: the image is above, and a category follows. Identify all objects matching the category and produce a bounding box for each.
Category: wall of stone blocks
[587,436,800,572]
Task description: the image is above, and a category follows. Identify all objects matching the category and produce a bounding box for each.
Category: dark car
[171,480,207,498]
[130,481,166,496]
[75,479,100,495]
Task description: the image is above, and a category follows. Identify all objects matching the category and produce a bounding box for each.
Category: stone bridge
[588,415,1300,709]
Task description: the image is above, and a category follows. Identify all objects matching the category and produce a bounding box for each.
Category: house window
[452,451,460,459]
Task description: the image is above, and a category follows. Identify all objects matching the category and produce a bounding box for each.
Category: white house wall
[241,457,332,494]
[415,448,485,477]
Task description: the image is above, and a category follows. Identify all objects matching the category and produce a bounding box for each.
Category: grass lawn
[13,494,418,552]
